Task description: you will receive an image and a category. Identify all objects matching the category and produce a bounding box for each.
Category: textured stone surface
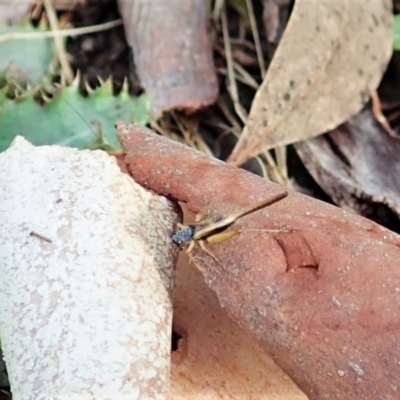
[0,137,178,399]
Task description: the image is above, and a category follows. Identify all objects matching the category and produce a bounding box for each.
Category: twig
[43,0,74,83]
[370,90,397,137]
[275,146,290,186]
[245,0,266,78]
[221,3,248,124]
[0,19,122,43]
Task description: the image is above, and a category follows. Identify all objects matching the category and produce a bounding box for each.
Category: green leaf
[0,78,153,152]
[0,20,56,85]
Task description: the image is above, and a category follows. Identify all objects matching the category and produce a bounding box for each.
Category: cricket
[61,100,289,261]
[172,190,288,260]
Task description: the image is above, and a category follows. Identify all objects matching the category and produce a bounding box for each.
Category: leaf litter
[0,2,400,396]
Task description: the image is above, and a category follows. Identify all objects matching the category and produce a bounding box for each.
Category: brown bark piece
[295,107,400,231]
[117,122,400,400]
[117,0,218,117]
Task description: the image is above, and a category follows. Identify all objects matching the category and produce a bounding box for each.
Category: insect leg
[185,240,195,254]
[198,239,219,262]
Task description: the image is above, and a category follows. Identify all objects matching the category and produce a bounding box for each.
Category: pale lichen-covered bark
[0,137,178,400]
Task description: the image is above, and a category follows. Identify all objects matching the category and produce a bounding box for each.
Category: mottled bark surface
[118,122,400,400]
[118,0,218,116]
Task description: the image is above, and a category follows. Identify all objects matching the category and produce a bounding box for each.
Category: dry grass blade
[245,0,266,77]
[221,2,248,124]
[0,20,122,43]
[43,0,73,83]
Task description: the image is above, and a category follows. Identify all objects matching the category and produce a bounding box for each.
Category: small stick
[30,231,52,243]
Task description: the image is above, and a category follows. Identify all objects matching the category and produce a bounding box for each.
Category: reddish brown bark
[117,0,218,116]
[118,122,400,400]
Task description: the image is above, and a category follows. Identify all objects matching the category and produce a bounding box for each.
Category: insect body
[172,191,288,260]
[171,225,196,246]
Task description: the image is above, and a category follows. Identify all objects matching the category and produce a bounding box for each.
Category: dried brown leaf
[228,0,393,166]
